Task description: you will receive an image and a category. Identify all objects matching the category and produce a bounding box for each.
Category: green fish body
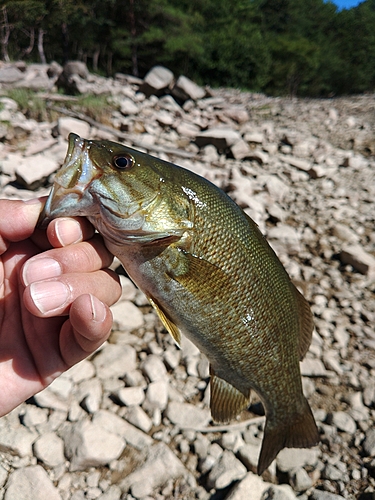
[40,133,319,474]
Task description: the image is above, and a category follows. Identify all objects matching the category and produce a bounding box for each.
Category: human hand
[0,198,121,416]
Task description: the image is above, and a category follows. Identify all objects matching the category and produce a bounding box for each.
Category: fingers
[0,199,44,254]
[23,268,121,317]
[22,235,114,286]
[59,294,113,367]
[46,217,95,248]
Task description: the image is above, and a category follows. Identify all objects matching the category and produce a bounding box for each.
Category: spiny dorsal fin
[147,295,181,347]
[210,366,251,423]
[292,286,314,360]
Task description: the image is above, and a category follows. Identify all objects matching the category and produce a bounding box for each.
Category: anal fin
[147,295,181,347]
[210,366,251,423]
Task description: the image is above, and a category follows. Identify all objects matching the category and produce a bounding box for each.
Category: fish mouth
[38,133,101,227]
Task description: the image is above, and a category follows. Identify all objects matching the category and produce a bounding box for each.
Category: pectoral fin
[147,295,181,347]
[210,367,251,423]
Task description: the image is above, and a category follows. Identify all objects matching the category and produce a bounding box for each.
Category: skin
[0,198,121,417]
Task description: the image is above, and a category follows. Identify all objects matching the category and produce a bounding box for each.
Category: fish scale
[40,133,320,475]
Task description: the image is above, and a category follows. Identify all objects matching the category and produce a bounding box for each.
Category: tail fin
[257,399,319,475]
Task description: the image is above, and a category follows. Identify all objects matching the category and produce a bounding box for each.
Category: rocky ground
[0,62,374,500]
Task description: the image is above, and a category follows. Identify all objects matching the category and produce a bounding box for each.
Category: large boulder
[139,65,174,97]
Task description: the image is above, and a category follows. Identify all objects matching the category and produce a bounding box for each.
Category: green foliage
[2,0,375,96]
[6,88,48,121]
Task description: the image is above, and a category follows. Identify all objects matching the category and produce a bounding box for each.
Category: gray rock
[291,467,313,492]
[119,442,192,498]
[166,401,211,429]
[4,465,62,500]
[237,443,261,471]
[33,432,65,467]
[77,378,102,413]
[172,75,206,102]
[126,406,153,433]
[282,155,312,172]
[0,464,8,488]
[65,359,95,384]
[92,409,153,449]
[63,420,126,471]
[99,485,122,500]
[120,97,140,115]
[276,447,320,472]
[195,127,242,150]
[224,472,267,500]
[140,65,174,96]
[141,354,168,382]
[330,411,356,434]
[332,223,360,243]
[267,224,301,255]
[339,244,375,277]
[92,344,136,380]
[13,154,57,190]
[207,450,247,490]
[363,428,375,456]
[310,492,345,500]
[22,405,48,428]
[0,416,37,457]
[0,66,24,83]
[116,386,145,406]
[262,484,297,500]
[57,117,90,141]
[144,380,169,410]
[300,358,329,377]
[231,139,252,160]
[110,300,144,331]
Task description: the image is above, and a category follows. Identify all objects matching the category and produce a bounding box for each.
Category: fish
[39,133,320,474]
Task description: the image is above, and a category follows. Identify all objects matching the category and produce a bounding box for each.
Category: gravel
[0,62,374,499]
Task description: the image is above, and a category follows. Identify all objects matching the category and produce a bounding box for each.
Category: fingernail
[24,197,44,206]
[23,258,62,286]
[55,218,82,246]
[29,281,70,314]
[89,294,107,323]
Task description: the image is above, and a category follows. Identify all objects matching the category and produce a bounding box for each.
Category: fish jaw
[38,134,102,226]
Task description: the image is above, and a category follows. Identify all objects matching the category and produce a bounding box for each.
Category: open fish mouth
[38,133,101,227]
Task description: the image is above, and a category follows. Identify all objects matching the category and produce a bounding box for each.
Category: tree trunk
[38,28,47,64]
[61,22,69,63]
[20,27,35,58]
[1,6,11,62]
[129,0,138,77]
[93,48,100,72]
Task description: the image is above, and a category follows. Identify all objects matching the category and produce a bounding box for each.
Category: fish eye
[113,155,134,170]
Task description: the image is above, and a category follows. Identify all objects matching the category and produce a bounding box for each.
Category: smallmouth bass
[40,133,319,474]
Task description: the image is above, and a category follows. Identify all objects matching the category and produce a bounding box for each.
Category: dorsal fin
[147,295,181,347]
[210,366,251,423]
[292,286,314,360]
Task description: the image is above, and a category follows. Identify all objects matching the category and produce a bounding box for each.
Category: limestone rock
[63,420,126,471]
[110,300,144,331]
[224,472,267,500]
[339,244,375,277]
[166,401,211,429]
[5,466,62,500]
[172,75,206,102]
[33,432,65,467]
[119,442,193,499]
[140,65,174,96]
[92,344,137,380]
[57,117,90,141]
[195,127,242,150]
[207,450,247,489]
